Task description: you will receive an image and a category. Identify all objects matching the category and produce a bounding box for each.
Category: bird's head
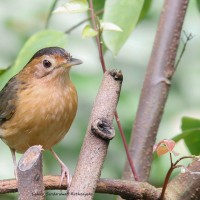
[21,47,82,81]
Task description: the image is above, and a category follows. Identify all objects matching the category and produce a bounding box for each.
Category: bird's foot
[60,164,72,187]
[50,148,72,187]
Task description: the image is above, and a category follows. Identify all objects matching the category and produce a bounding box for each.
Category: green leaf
[101,22,123,32]
[197,0,200,11]
[138,0,152,22]
[82,24,98,38]
[172,117,200,155]
[181,116,200,131]
[173,129,200,155]
[0,65,11,76]
[91,0,105,13]
[103,0,144,55]
[0,70,7,76]
[0,30,67,90]
[173,128,200,142]
[86,0,105,23]
[53,0,89,14]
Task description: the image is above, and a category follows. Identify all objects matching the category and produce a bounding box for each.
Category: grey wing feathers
[0,76,19,125]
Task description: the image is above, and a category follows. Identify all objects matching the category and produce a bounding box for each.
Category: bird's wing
[0,76,19,125]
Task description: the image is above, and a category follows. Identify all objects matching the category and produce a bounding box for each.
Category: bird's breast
[1,80,77,153]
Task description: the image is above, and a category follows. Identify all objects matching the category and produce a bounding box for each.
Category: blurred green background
[0,0,200,199]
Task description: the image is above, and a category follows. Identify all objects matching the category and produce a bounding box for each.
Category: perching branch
[0,176,160,199]
[2,158,200,200]
[2,158,200,199]
[122,0,189,182]
[67,70,123,200]
[17,145,44,200]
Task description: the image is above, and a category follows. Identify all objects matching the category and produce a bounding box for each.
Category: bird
[0,47,82,185]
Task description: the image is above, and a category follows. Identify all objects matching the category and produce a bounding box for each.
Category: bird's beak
[64,58,83,68]
[70,58,83,66]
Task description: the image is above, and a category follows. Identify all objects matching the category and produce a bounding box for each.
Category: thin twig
[89,0,101,53]
[115,112,139,181]
[65,9,104,34]
[175,31,194,69]
[160,155,194,199]
[89,1,106,72]
[173,156,194,166]
[45,0,58,29]
[170,153,173,167]
[166,159,200,199]
[89,0,138,180]
[98,39,106,73]
[160,165,174,200]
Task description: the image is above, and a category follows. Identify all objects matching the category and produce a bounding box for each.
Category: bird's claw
[60,165,72,188]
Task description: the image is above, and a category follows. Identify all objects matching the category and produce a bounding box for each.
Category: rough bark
[0,176,160,199]
[1,158,200,200]
[67,70,123,200]
[17,145,44,200]
[122,0,189,182]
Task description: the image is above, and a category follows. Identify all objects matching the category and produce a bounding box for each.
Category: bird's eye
[43,60,52,68]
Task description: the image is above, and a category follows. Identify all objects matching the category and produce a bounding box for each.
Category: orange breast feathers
[1,75,77,153]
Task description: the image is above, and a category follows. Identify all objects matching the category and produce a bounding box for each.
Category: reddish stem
[160,155,194,199]
[115,112,139,181]
[169,153,173,167]
[89,0,106,72]
[89,0,138,180]
[160,165,174,200]
[89,1,100,50]
[173,156,194,166]
[98,41,106,73]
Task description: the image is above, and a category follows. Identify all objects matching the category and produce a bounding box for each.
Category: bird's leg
[50,148,72,187]
[10,148,18,180]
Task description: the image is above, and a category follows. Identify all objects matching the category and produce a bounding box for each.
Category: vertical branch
[67,70,123,200]
[17,145,44,200]
[89,0,138,180]
[122,0,189,181]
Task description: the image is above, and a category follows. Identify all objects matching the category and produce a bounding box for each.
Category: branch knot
[91,118,115,140]
[109,70,123,82]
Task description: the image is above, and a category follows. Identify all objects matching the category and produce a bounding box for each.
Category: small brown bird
[0,47,82,185]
